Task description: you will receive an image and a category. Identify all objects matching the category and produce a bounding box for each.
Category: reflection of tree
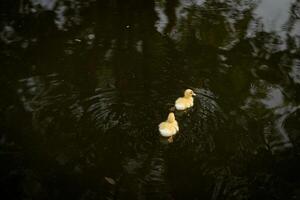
[1,0,300,199]
[285,1,300,33]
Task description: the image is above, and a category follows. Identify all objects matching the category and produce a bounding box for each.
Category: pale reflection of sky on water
[31,0,57,10]
[254,0,294,32]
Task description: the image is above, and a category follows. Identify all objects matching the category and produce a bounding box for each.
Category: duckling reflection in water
[175,89,196,111]
[159,112,179,142]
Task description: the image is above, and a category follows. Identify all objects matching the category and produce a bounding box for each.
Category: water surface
[1,0,300,199]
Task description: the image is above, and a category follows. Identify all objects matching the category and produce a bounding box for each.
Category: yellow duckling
[158,112,179,138]
[175,89,196,110]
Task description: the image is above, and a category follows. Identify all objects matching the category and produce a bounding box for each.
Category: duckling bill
[175,89,196,110]
[158,112,179,137]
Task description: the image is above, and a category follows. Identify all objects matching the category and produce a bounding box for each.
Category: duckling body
[175,89,196,110]
[159,113,179,137]
[175,97,194,110]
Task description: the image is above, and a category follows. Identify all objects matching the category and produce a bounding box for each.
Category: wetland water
[1,0,300,199]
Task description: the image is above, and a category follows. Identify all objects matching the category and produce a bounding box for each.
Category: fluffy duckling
[175,89,196,110]
[158,112,179,138]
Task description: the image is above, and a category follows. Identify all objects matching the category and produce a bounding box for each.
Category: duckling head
[167,112,176,123]
[184,89,196,98]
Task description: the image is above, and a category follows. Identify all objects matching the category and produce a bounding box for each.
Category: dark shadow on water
[1,0,300,199]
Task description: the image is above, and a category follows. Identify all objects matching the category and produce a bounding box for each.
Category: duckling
[158,112,179,138]
[175,89,196,110]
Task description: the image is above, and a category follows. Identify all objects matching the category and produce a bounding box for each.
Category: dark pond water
[1,0,300,199]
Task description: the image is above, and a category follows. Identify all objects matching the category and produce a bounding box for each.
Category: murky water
[1,0,300,199]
